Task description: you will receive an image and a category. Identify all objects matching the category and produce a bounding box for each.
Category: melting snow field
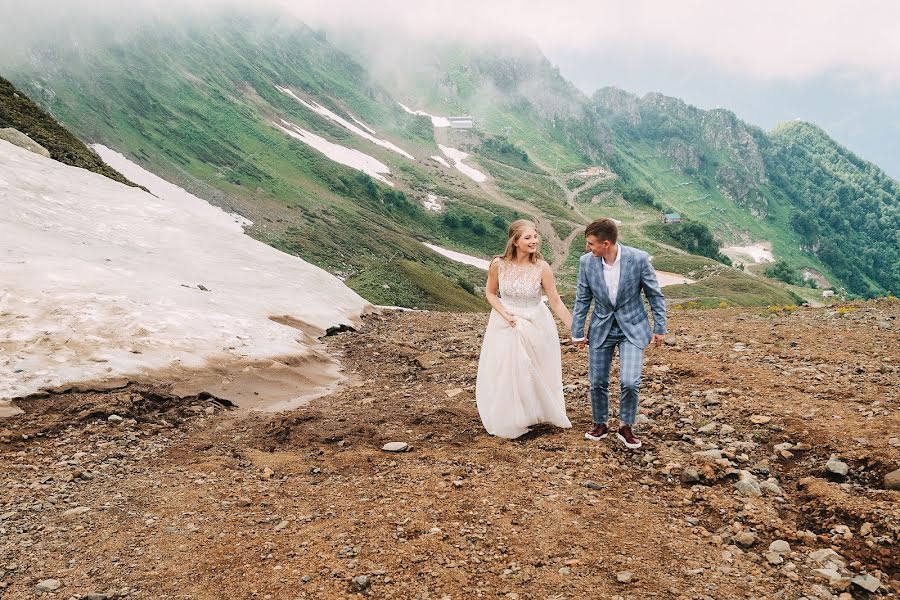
[398,102,450,128]
[430,155,452,168]
[422,193,443,212]
[438,144,488,183]
[0,140,369,413]
[721,244,775,265]
[277,86,414,159]
[423,243,491,270]
[274,119,395,186]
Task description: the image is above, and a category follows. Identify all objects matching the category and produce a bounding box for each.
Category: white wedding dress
[476,259,572,438]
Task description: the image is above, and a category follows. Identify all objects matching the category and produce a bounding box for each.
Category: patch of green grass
[348,259,488,311]
[664,269,799,307]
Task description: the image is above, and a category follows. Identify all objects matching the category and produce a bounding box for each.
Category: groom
[571,218,666,449]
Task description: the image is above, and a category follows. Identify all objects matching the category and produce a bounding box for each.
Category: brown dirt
[1,300,898,599]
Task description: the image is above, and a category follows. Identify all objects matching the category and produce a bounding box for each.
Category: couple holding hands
[475,218,667,449]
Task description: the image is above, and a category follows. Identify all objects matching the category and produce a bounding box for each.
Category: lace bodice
[497,259,544,308]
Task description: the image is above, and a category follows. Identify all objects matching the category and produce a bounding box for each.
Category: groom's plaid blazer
[570,244,667,349]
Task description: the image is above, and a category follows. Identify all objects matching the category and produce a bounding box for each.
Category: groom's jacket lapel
[613,247,632,308]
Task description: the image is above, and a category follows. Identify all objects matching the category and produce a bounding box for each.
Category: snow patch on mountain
[274,119,394,186]
[438,144,488,183]
[398,103,450,128]
[277,86,414,159]
[423,243,491,270]
[0,140,369,410]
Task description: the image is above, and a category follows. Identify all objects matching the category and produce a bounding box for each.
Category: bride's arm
[541,262,572,330]
[486,258,517,327]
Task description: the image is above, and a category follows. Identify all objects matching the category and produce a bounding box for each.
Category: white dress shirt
[602,243,622,306]
[572,244,621,342]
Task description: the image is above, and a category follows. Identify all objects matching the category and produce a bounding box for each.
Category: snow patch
[278,86,414,159]
[0,139,369,408]
[438,144,487,183]
[274,119,394,186]
[228,212,253,229]
[655,271,695,287]
[721,243,775,265]
[398,102,450,128]
[430,155,452,168]
[423,243,491,270]
[422,193,443,212]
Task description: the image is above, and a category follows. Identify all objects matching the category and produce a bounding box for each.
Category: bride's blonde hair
[497,219,542,263]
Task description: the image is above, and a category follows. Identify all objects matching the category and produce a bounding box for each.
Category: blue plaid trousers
[588,320,645,425]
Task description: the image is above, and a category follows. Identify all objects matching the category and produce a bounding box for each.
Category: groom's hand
[576,339,586,349]
[652,333,665,348]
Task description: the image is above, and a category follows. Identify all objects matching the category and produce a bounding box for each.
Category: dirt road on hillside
[1,301,898,599]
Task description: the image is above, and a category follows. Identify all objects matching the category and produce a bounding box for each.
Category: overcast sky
[3,0,898,177]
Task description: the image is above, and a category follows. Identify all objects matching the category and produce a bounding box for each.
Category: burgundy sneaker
[617,425,642,449]
[584,423,609,441]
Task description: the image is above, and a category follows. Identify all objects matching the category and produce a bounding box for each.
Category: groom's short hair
[585,218,618,243]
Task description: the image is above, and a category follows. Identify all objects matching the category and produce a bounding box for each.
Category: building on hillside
[449,116,474,129]
[661,212,682,224]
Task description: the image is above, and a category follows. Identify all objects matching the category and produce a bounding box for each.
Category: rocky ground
[1,300,898,600]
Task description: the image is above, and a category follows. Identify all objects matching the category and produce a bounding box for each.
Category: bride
[475,219,573,439]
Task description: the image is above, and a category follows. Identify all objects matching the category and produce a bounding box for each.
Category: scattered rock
[719,424,736,435]
[107,415,124,424]
[382,442,409,453]
[681,467,700,484]
[692,449,723,461]
[764,551,783,565]
[884,467,900,490]
[734,471,762,497]
[558,567,571,576]
[826,457,849,477]
[445,388,463,398]
[851,574,881,593]
[415,353,442,369]
[350,575,370,592]
[35,579,62,592]
[760,480,784,496]
[733,531,757,547]
[768,540,790,554]
[616,571,633,583]
[698,422,716,434]
[584,481,604,490]
[62,506,90,517]
[750,415,771,424]
[0,128,51,158]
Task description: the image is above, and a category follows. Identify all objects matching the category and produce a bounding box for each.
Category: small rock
[35,579,62,592]
[274,520,288,531]
[734,471,762,497]
[445,388,463,398]
[698,422,716,434]
[62,506,90,517]
[382,442,409,453]
[826,457,849,477]
[693,449,723,461]
[813,567,844,583]
[733,531,757,547]
[809,549,844,565]
[584,481,604,490]
[720,425,736,435]
[764,551,783,565]
[558,567,571,575]
[107,415,124,424]
[769,540,791,554]
[851,574,881,593]
[616,571,633,583]
[750,415,771,424]
[350,575,370,592]
[415,353,442,369]
[681,467,700,484]
[760,480,784,496]
[859,522,872,536]
[261,467,275,479]
[884,467,900,490]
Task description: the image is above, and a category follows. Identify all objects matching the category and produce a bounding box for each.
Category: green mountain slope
[0,76,135,186]
[5,10,895,307]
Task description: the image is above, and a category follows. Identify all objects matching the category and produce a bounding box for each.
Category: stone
[558,567,571,575]
[415,353,442,369]
[813,568,843,583]
[859,522,872,536]
[750,415,771,424]
[382,442,409,453]
[261,467,275,479]
[698,422,716,434]
[445,388,463,398]
[350,575,370,592]
[733,531,757,547]
[850,574,881,593]
[768,540,791,554]
[681,467,701,484]
[616,571,633,583]
[764,551,783,565]
[760,480,784,496]
[809,549,844,566]
[107,415,124,424]
[63,506,90,517]
[35,579,62,592]
[584,481,604,490]
[826,458,849,477]
[0,128,51,157]
[693,449,723,461]
[734,471,762,497]
[884,467,900,490]
[719,425,736,435]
